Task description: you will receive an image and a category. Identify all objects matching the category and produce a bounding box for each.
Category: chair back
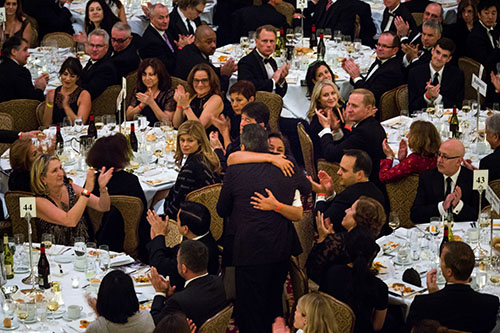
[297,122,317,179]
[380,86,400,121]
[292,209,315,269]
[411,12,424,26]
[25,15,39,46]
[186,183,223,241]
[87,195,143,258]
[0,113,14,155]
[255,91,283,133]
[275,2,295,26]
[386,173,420,228]
[0,99,41,131]
[164,219,183,247]
[489,179,500,199]
[6,191,39,242]
[354,14,361,40]
[483,205,500,219]
[91,85,121,116]
[317,159,344,194]
[171,76,189,91]
[35,102,45,128]
[41,32,75,48]
[125,71,138,107]
[289,257,308,304]
[319,291,356,333]
[198,304,234,333]
[396,84,409,112]
[458,57,486,104]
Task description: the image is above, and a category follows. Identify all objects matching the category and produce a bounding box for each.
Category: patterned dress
[52,86,84,125]
[379,153,437,183]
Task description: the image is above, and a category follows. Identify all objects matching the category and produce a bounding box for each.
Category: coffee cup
[67,305,83,319]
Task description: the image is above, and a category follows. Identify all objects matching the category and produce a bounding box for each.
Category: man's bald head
[424,3,444,22]
[194,25,216,55]
[437,139,465,176]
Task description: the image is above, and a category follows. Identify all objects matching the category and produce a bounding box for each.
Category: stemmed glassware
[46,294,59,324]
[98,245,110,274]
[388,212,400,232]
[36,300,48,330]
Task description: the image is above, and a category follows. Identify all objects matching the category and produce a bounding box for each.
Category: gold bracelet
[100,186,108,193]
[46,103,53,108]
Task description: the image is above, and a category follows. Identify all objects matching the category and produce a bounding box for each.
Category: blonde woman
[273,292,338,333]
[163,120,221,219]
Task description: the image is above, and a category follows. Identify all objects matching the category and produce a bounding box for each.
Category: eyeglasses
[437,152,461,160]
[111,37,130,43]
[193,78,209,85]
[193,6,203,14]
[376,43,395,49]
[88,43,105,49]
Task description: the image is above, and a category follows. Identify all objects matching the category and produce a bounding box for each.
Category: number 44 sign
[20,197,36,218]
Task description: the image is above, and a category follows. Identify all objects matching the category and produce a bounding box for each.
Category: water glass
[74,237,86,257]
[2,299,14,319]
[98,245,110,273]
[36,300,48,330]
[74,117,83,133]
[489,257,500,286]
[397,241,410,264]
[388,212,400,232]
[85,255,97,281]
[324,28,332,41]
[429,217,441,236]
[16,302,29,323]
[105,115,116,132]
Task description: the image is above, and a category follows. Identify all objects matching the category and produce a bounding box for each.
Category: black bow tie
[388,12,396,17]
[263,57,271,64]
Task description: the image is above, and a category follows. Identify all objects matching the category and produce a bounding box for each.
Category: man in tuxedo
[481,113,500,181]
[408,38,464,111]
[139,4,177,74]
[342,32,404,108]
[398,3,443,45]
[380,0,416,34]
[146,200,220,292]
[238,25,289,97]
[403,0,431,13]
[175,25,236,92]
[305,0,357,39]
[150,240,227,326]
[167,0,205,45]
[353,0,377,47]
[110,22,140,80]
[411,139,479,223]
[407,242,499,332]
[80,29,118,100]
[466,0,499,66]
[217,124,310,333]
[314,149,385,233]
[401,19,441,71]
[23,0,74,39]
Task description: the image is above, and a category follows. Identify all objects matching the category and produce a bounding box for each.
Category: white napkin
[110,254,135,267]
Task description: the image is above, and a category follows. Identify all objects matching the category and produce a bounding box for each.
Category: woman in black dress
[0,0,32,45]
[449,0,478,59]
[127,58,176,126]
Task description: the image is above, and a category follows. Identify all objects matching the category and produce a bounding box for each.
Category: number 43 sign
[473,170,488,191]
[19,197,36,218]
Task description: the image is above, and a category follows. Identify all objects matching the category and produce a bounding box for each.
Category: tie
[163,32,174,53]
[487,30,497,49]
[445,177,452,198]
[432,72,439,86]
[186,19,194,35]
[325,0,334,11]
[388,12,396,17]
[263,58,270,64]
[365,58,381,79]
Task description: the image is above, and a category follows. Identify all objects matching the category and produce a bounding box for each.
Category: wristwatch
[81,189,91,198]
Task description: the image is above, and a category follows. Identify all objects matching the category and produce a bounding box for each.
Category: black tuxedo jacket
[0,130,19,144]
[167,6,202,41]
[308,0,357,38]
[318,181,385,232]
[351,56,404,106]
[23,0,74,38]
[80,55,118,100]
[238,49,287,97]
[139,25,176,74]
[320,116,386,186]
[146,233,220,291]
[402,0,431,13]
[407,284,499,332]
[466,21,499,66]
[408,62,464,111]
[381,4,416,34]
[217,162,311,266]
[110,36,141,79]
[231,4,287,43]
[480,146,500,182]
[353,0,376,47]
[410,167,479,223]
[150,274,227,327]
[0,58,45,103]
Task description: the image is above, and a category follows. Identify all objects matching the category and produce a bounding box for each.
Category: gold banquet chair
[0,112,14,155]
[35,101,45,128]
[186,183,223,242]
[87,195,143,258]
[458,57,486,104]
[198,304,234,333]
[0,99,40,131]
[386,173,420,228]
[289,257,308,311]
[297,122,317,180]
[275,2,295,26]
[171,76,189,91]
[255,91,283,133]
[91,85,121,117]
[489,179,500,199]
[319,291,356,333]
[41,32,75,48]
[125,71,138,107]
[6,191,37,242]
[411,12,424,26]
[164,219,183,248]
[379,86,400,121]
[317,159,344,194]
[396,84,409,112]
[292,209,315,269]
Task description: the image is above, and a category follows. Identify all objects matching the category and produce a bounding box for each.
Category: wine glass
[239,36,249,51]
[74,117,83,133]
[333,30,342,45]
[462,99,472,114]
[36,300,48,330]
[323,28,332,41]
[98,245,110,273]
[41,233,54,255]
[429,217,441,237]
[2,299,14,320]
[286,28,294,45]
[94,116,104,131]
[15,302,29,324]
[388,212,400,232]
[105,115,116,132]
[46,295,59,323]
[294,26,303,44]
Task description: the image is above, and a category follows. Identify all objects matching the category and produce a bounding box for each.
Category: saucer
[55,254,74,264]
[13,266,29,274]
[19,318,36,324]
[0,321,20,331]
[63,311,86,321]
[47,309,65,319]
[393,257,412,266]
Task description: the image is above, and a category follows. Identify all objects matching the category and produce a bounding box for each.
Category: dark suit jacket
[139,25,176,74]
[480,146,500,182]
[407,284,499,333]
[217,162,311,266]
[167,6,202,42]
[351,56,404,106]
[466,21,499,66]
[230,4,287,44]
[402,0,431,13]
[307,0,357,38]
[0,58,45,103]
[23,0,74,38]
[318,181,385,232]
[410,167,479,223]
[381,4,417,34]
[110,36,141,80]
[408,62,464,111]
[238,49,288,97]
[80,55,118,99]
[150,274,227,327]
[353,0,377,47]
[0,130,19,144]
[146,233,220,291]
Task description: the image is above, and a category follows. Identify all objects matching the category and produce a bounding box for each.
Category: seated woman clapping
[31,154,113,245]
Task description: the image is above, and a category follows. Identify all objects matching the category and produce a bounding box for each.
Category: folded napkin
[393,228,409,238]
[110,254,135,267]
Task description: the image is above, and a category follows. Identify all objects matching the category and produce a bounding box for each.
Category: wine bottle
[129,123,138,152]
[275,29,283,57]
[317,33,326,61]
[55,125,64,156]
[38,243,50,289]
[88,115,97,138]
[449,107,459,138]
[0,239,6,284]
[447,208,454,241]
[309,25,317,50]
[3,235,12,279]
[440,224,449,254]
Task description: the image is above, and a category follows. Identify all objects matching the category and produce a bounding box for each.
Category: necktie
[487,29,497,49]
[186,19,194,35]
[163,32,174,53]
[445,177,452,198]
[325,0,334,11]
[366,58,381,79]
[432,72,439,86]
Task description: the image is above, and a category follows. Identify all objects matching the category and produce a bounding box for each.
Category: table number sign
[472,73,487,98]
[19,197,36,218]
[473,169,488,191]
[486,185,500,214]
[0,8,5,23]
[297,0,307,9]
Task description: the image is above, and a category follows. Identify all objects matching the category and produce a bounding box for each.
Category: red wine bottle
[38,243,50,289]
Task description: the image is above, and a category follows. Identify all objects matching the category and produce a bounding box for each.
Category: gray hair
[88,28,110,45]
[112,22,132,35]
[240,123,269,153]
[422,19,443,35]
[486,113,500,136]
[150,3,168,17]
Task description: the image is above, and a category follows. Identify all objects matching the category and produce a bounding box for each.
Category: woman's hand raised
[84,168,96,193]
[173,85,190,107]
[97,167,114,189]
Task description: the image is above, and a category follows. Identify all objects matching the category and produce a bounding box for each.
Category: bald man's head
[437,139,465,176]
[194,25,216,55]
